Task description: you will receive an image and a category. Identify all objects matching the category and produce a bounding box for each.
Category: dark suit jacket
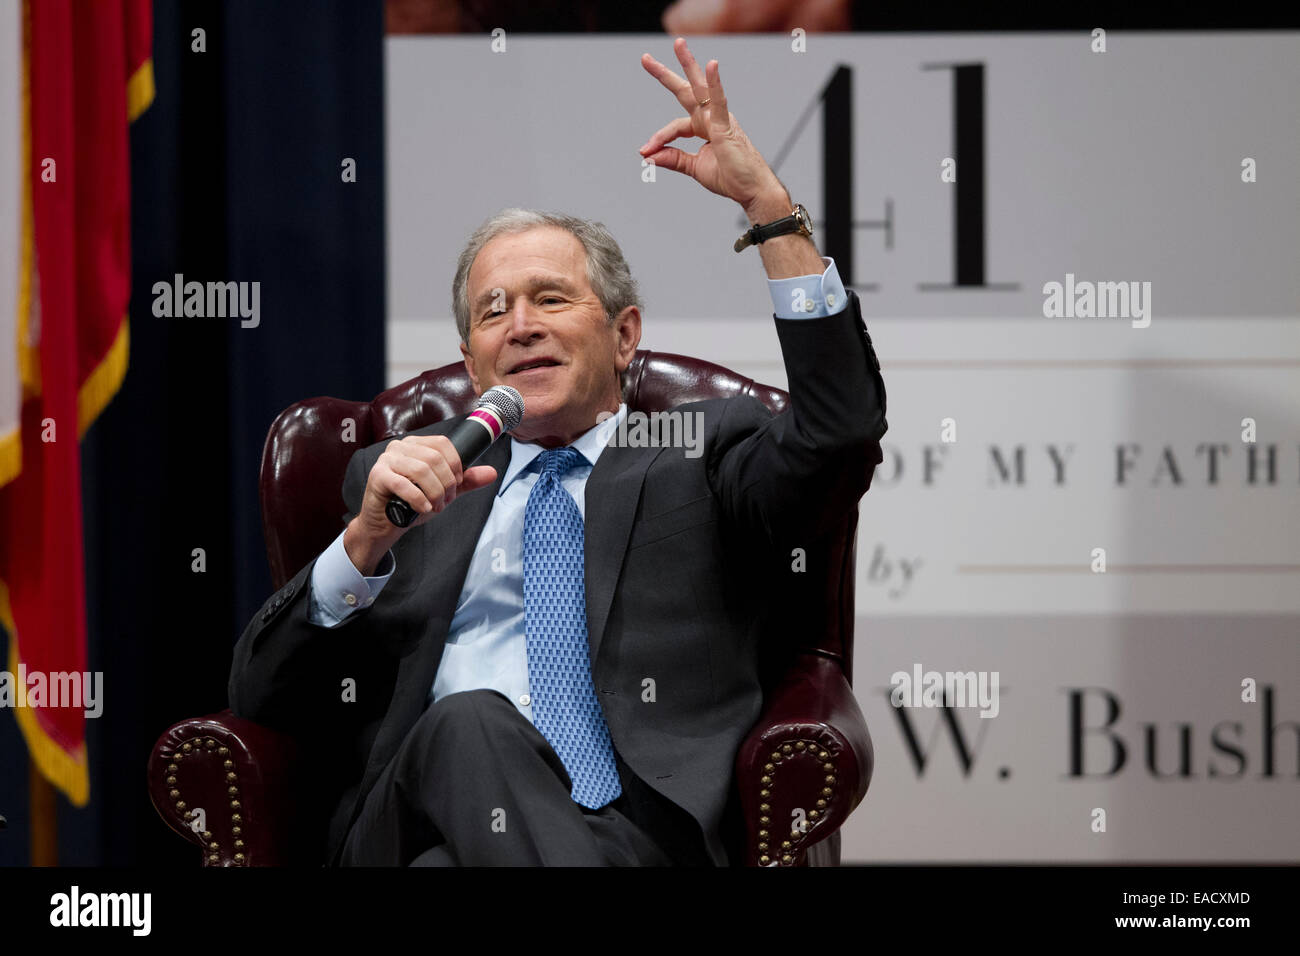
[228,292,887,865]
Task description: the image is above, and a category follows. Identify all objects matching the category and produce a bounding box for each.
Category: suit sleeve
[706,288,887,544]
[227,442,389,734]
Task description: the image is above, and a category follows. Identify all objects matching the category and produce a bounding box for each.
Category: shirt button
[826,293,836,306]
[519,694,531,706]
[343,592,357,606]
[804,298,816,312]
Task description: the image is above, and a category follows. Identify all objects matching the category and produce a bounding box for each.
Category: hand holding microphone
[343,386,524,575]
[384,385,525,527]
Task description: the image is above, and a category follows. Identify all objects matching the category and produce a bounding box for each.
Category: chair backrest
[258,349,859,676]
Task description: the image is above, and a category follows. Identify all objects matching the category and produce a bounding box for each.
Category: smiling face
[460,226,640,446]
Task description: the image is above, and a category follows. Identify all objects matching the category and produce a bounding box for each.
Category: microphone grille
[478,385,525,432]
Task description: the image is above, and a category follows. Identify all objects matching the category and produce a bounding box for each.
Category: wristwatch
[734,202,813,252]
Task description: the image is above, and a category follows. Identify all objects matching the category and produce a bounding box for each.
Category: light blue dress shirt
[307,257,849,724]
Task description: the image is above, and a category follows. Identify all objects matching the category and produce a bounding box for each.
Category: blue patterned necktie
[522,446,622,809]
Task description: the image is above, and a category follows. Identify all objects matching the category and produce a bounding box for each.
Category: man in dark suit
[227,37,886,866]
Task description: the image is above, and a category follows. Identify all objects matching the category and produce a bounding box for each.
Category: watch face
[795,203,813,236]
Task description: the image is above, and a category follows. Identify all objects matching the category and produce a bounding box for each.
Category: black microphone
[385,385,525,528]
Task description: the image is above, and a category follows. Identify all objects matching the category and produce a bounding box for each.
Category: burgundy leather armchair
[149,350,874,866]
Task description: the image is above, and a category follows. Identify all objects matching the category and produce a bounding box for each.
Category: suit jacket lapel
[583,441,659,665]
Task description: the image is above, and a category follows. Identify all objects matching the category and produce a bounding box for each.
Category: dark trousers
[339,688,714,866]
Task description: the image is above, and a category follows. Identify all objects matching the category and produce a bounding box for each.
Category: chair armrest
[735,653,873,866]
[147,709,299,866]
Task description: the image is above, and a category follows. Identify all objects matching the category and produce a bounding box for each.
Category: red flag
[0,0,152,805]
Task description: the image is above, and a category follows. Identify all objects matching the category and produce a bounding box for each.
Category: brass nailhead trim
[754,737,839,866]
[166,735,247,867]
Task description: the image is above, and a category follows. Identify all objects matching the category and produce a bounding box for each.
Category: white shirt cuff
[308,529,396,626]
[767,257,849,319]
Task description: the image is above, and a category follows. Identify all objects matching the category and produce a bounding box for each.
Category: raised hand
[639,37,785,217]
